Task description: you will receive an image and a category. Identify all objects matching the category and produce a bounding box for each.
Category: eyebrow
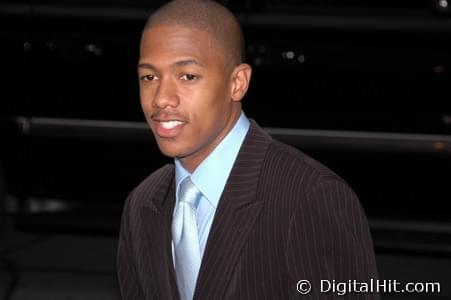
[137,59,204,70]
[174,59,204,68]
[137,63,156,70]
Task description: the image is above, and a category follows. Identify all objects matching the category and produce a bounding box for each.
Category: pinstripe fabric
[117,120,379,299]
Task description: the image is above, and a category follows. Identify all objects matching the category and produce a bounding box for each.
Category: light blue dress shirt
[173,111,250,260]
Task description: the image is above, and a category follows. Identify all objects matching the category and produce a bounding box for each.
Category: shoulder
[262,138,347,190]
[262,139,367,228]
[259,138,362,214]
[125,163,174,211]
[134,163,174,195]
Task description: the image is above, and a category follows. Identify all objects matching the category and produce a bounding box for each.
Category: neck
[179,109,242,173]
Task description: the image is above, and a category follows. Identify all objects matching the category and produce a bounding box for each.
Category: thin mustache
[150,111,187,121]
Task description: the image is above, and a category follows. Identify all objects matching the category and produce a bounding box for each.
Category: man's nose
[153,78,179,109]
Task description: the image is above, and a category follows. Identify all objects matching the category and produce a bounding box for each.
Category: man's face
[138,25,243,172]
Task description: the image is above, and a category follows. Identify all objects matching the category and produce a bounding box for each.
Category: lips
[153,119,187,138]
[159,120,184,129]
[149,111,188,138]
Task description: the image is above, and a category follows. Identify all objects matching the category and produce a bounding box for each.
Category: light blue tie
[172,177,202,300]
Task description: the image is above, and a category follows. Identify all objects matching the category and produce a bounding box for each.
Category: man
[117,0,379,299]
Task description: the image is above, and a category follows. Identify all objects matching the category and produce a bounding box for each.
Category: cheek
[188,88,223,120]
[139,87,155,112]
[191,94,231,140]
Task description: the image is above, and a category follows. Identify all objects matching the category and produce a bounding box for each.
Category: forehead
[140,25,220,65]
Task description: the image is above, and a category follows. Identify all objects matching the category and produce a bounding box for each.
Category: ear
[230,63,252,102]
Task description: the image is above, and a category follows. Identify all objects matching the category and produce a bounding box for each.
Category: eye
[140,74,157,82]
[180,73,199,81]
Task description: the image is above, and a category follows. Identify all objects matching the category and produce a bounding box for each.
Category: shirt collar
[175,112,250,208]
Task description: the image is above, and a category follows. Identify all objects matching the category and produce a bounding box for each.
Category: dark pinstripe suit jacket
[117,120,379,299]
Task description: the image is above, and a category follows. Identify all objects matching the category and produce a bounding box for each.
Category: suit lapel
[140,165,180,299]
[194,120,272,299]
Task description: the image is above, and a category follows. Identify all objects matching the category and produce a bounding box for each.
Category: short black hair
[144,0,245,66]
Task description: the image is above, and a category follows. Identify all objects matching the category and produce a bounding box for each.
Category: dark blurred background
[1,0,451,299]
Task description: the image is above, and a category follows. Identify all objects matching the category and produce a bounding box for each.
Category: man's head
[138,0,252,172]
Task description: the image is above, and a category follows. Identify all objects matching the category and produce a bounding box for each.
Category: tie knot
[179,177,201,208]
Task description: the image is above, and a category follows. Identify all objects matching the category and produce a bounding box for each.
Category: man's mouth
[159,120,184,130]
[153,119,187,138]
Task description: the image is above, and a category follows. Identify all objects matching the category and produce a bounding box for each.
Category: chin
[157,146,178,158]
[156,140,184,159]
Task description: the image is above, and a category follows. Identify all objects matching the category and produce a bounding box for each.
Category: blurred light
[433,142,446,151]
[253,57,262,66]
[29,198,70,213]
[24,41,31,51]
[442,114,451,126]
[282,51,295,59]
[85,44,103,56]
[46,41,56,50]
[298,54,306,64]
[433,65,444,74]
[439,0,448,8]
